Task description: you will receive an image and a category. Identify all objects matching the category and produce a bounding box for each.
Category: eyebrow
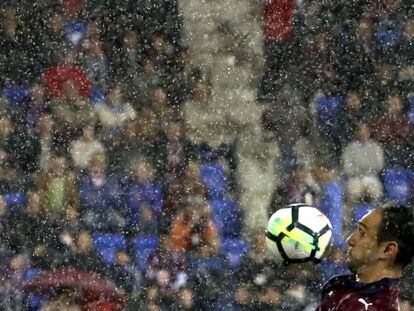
[358,222,368,230]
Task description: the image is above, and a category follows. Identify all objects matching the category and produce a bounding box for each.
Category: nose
[346,232,356,247]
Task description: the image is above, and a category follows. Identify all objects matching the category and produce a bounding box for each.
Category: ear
[379,241,399,261]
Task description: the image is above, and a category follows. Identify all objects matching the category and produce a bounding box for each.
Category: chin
[347,261,357,274]
[346,254,357,273]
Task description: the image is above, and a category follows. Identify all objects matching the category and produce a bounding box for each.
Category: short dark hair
[377,203,414,268]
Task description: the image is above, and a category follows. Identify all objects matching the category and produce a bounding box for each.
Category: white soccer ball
[266,203,333,264]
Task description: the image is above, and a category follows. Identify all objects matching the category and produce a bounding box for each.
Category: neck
[357,264,402,283]
[405,34,414,40]
[5,28,16,38]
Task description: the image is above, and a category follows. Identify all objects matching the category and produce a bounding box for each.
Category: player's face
[346,209,383,274]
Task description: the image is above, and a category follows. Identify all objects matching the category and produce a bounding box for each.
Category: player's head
[377,203,414,267]
[346,203,414,274]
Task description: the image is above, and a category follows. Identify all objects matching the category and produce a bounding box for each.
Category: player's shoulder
[338,294,399,311]
[321,274,355,294]
[337,277,400,311]
[337,295,381,311]
[326,274,355,284]
[323,274,399,291]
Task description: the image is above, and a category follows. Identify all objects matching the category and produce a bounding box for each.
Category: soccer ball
[266,203,333,264]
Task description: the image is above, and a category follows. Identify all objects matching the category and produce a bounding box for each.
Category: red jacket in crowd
[262,0,295,42]
[60,0,86,18]
[44,64,90,99]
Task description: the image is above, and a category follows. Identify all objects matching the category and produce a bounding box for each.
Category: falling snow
[0,0,413,310]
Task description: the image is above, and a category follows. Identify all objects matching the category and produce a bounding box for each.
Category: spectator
[94,84,136,144]
[261,81,306,176]
[150,36,173,78]
[79,153,126,232]
[368,63,398,116]
[110,251,142,295]
[235,235,283,310]
[78,20,99,44]
[170,209,192,253]
[0,117,30,193]
[171,200,219,257]
[62,230,107,277]
[95,84,136,170]
[338,91,367,147]
[134,59,163,107]
[6,191,73,270]
[178,161,209,204]
[236,116,280,235]
[259,0,296,99]
[59,204,83,244]
[60,0,86,20]
[372,1,403,66]
[373,94,410,166]
[40,13,71,69]
[186,206,226,309]
[150,86,169,114]
[50,80,95,153]
[115,109,159,174]
[187,202,220,258]
[168,48,200,106]
[158,106,180,132]
[277,264,321,310]
[135,106,159,145]
[312,165,346,249]
[4,192,43,255]
[81,39,108,91]
[155,121,194,183]
[301,29,337,97]
[70,125,105,171]
[40,289,82,311]
[0,6,31,87]
[353,18,376,84]
[335,19,376,91]
[36,155,80,220]
[0,106,40,173]
[342,123,384,203]
[145,235,187,293]
[398,19,414,81]
[113,30,146,102]
[37,114,54,172]
[269,165,315,217]
[26,84,49,137]
[0,254,30,310]
[0,93,8,118]
[126,160,163,234]
[172,287,194,310]
[44,52,91,100]
[0,193,7,227]
[136,0,182,48]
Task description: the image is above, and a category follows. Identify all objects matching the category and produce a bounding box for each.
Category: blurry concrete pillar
[235,122,280,237]
[180,0,281,235]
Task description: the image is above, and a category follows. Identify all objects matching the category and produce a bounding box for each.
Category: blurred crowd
[0,0,413,310]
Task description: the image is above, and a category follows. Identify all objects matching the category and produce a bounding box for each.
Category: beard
[346,250,359,274]
[347,258,358,273]
[346,249,374,275]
